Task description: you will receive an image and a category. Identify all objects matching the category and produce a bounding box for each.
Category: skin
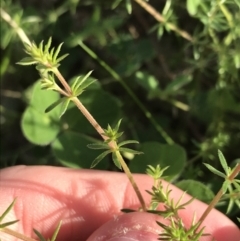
[0,166,239,241]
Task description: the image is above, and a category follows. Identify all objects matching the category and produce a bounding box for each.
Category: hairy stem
[78,41,174,145]
[53,68,72,95]
[197,163,240,230]
[133,0,193,42]
[116,151,147,211]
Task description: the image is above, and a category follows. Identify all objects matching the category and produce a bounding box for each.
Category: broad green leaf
[51,131,108,169]
[218,150,229,175]
[61,90,121,135]
[21,81,61,145]
[130,142,186,181]
[112,152,122,169]
[176,180,214,204]
[21,107,60,145]
[30,81,60,113]
[91,150,112,168]
[187,0,201,15]
[203,163,226,178]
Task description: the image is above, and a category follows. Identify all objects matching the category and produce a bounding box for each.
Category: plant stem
[133,0,193,42]
[197,163,240,230]
[78,41,174,145]
[72,96,146,210]
[0,227,37,241]
[116,151,147,211]
[0,8,31,46]
[53,68,72,95]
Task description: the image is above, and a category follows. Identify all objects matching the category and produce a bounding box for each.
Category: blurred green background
[1,0,240,224]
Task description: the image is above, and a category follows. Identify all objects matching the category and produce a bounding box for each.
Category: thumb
[86,212,164,241]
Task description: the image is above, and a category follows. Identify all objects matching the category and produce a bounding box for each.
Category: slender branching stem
[52,68,72,95]
[197,163,240,230]
[78,41,174,145]
[133,0,193,42]
[115,151,147,211]
[0,8,31,45]
[1,227,37,241]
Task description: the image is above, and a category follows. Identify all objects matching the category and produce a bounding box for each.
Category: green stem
[133,0,193,42]
[71,96,146,210]
[197,163,240,231]
[78,41,174,145]
[116,151,147,211]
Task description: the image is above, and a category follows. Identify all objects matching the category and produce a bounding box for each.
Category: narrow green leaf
[56,53,69,63]
[44,37,52,54]
[112,0,122,9]
[49,47,55,59]
[203,163,226,178]
[119,147,143,155]
[17,57,37,65]
[87,143,109,149]
[118,140,139,147]
[71,76,81,92]
[218,150,229,175]
[226,198,234,214]
[50,221,62,241]
[112,152,122,169]
[45,98,65,113]
[75,79,96,95]
[91,150,112,168]
[222,180,230,194]
[60,98,71,118]
[33,229,46,241]
[0,199,17,223]
[125,0,132,14]
[0,220,19,228]
[76,71,93,89]
[39,40,44,55]
[114,119,122,133]
[53,43,64,62]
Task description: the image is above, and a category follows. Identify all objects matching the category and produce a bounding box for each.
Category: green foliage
[88,119,143,169]
[176,180,215,204]
[33,221,62,241]
[1,0,240,231]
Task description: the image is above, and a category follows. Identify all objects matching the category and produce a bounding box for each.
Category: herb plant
[1,0,240,240]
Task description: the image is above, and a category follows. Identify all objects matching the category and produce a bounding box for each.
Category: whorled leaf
[90,150,112,168]
[112,151,121,169]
